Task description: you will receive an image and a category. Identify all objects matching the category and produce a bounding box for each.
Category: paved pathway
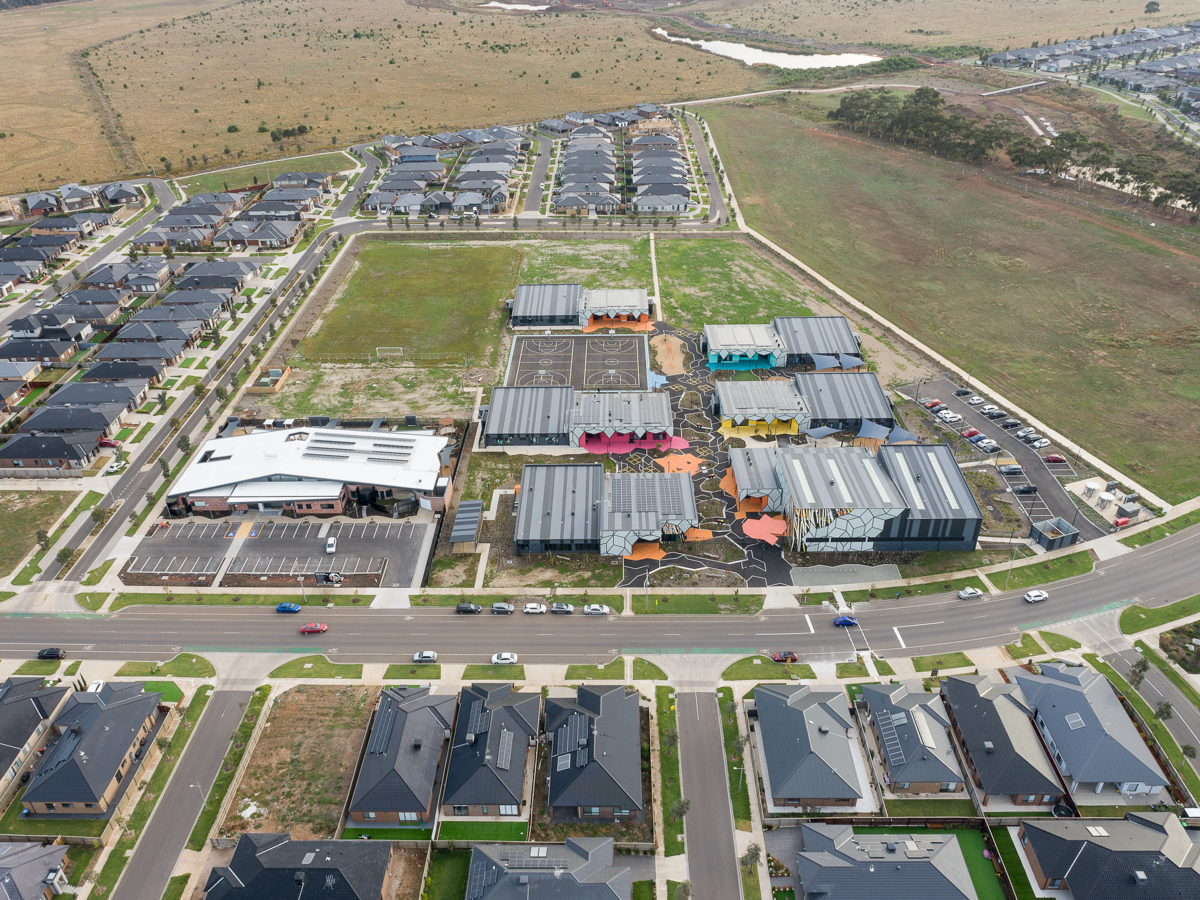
[685,115,726,224]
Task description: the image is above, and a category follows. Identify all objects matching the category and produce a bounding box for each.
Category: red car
[300,623,327,635]
[960,427,980,438]
[98,438,121,448]
[923,398,943,409]
[772,650,798,663]
[1045,454,1066,463]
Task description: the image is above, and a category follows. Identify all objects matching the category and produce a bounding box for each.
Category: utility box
[1031,517,1081,551]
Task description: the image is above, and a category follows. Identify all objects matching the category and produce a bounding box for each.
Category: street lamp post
[297,575,307,604]
[189,784,208,810]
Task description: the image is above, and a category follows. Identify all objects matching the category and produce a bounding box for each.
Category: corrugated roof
[571,391,671,434]
[704,323,784,356]
[776,445,903,511]
[515,464,603,546]
[485,387,573,440]
[715,380,809,424]
[451,501,484,544]
[511,284,582,320]
[793,371,893,423]
[878,444,982,522]
[600,472,697,536]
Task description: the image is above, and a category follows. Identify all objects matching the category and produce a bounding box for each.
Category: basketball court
[505,335,649,391]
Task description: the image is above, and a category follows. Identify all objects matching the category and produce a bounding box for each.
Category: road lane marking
[805,614,814,634]
[754,632,810,636]
[893,627,906,648]
[891,621,944,650]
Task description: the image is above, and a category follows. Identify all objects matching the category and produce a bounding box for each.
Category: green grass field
[655,237,818,330]
[116,654,216,678]
[517,238,652,291]
[911,652,973,672]
[705,102,1200,502]
[269,655,362,679]
[143,681,185,703]
[159,874,191,900]
[80,559,114,587]
[4,490,77,580]
[837,657,870,679]
[882,798,977,816]
[998,551,1094,592]
[178,151,355,195]
[1005,633,1044,660]
[636,594,764,614]
[1039,631,1082,652]
[842,575,987,604]
[1120,511,1200,548]
[633,657,668,680]
[427,851,470,900]
[721,656,816,680]
[384,662,442,680]
[993,828,1036,900]
[1121,593,1200,634]
[438,821,527,841]
[462,664,526,680]
[13,659,60,676]
[566,658,625,680]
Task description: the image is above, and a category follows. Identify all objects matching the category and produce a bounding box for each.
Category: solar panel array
[609,477,632,513]
[554,713,588,756]
[367,696,398,755]
[467,700,492,737]
[507,857,569,870]
[466,861,499,899]
[496,729,514,771]
[576,747,588,769]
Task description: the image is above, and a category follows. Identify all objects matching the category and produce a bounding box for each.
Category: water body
[481,2,551,9]
[653,28,880,69]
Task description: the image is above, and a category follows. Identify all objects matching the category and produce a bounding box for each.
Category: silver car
[413,650,438,663]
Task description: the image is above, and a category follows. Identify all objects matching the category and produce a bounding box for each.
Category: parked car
[456,602,482,614]
[982,444,1003,453]
[523,602,548,614]
[491,652,519,665]
[275,602,302,613]
[939,412,962,424]
[960,427,980,438]
[98,438,121,448]
[986,410,1007,419]
[1030,438,1051,449]
[550,602,575,614]
[998,464,1024,475]
[958,587,984,600]
[491,602,515,614]
[930,404,949,414]
[1045,454,1066,463]
[772,650,798,663]
[105,460,128,474]
[300,623,327,635]
[954,388,973,397]
[413,650,438,663]
[1022,433,1044,445]
[923,398,943,409]
[37,648,65,660]
[1012,484,1039,494]
[968,434,990,443]
[833,615,859,627]
[980,404,999,414]
[1015,427,1036,438]
[583,604,610,615]
[325,537,337,554]
[967,396,985,405]
[1001,419,1021,429]
[1024,590,1049,603]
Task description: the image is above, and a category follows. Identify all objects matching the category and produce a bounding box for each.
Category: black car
[1013,484,1039,494]
[998,464,1024,475]
[550,602,575,615]
[930,404,949,414]
[1022,433,1044,444]
[455,602,482,614]
[954,388,972,396]
[986,410,1007,419]
[37,648,65,660]
[1001,419,1021,429]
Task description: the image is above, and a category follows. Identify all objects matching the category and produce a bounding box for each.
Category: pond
[481,2,550,9]
[653,29,880,69]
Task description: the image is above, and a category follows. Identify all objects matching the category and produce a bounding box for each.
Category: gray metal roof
[442,684,540,808]
[1020,812,1200,900]
[729,448,780,495]
[715,380,809,424]
[570,391,671,436]
[600,472,697,537]
[43,381,146,409]
[512,284,583,320]
[516,464,603,546]
[704,323,784,357]
[467,838,630,900]
[485,387,573,440]
[1011,663,1167,786]
[878,444,983,522]
[204,833,392,900]
[19,402,126,433]
[755,685,861,801]
[861,683,964,786]
[0,841,69,900]
[792,371,893,423]
[776,445,903,511]
[942,675,1062,797]
[544,686,643,812]
[451,500,484,545]
[0,677,69,775]
[579,289,650,318]
[795,824,979,900]
[349,687,456,815]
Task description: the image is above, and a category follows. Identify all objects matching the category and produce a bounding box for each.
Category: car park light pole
[297,575,307,605]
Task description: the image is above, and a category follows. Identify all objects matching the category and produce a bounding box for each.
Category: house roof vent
[984,741,995,753]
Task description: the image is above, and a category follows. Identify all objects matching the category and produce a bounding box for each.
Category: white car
[491,652,519,665]
[1015,427,1036,439]
[980,404,999,414]
[583,604,610,615]
[958,587,984,600]
[1024,590,1049,603]
[413,650,438,663]
[938,412,962,424]
[1031,438,1051,450]
[105,460,128,474]
[967,396,985,406]
[523,602,547,614]
[976,439,998,449]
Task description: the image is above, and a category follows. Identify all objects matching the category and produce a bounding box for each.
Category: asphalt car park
[908,377,1105,539]
[129,519,428,587]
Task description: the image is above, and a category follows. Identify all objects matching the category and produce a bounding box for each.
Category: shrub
[227,125,239,133]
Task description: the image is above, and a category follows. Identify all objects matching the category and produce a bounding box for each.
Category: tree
[163,243,175,260]
[1156,700,1173,721]
[1184,744,1197,759]
[661,723,679,755]
[214,385,228,403]
[56,546,74,566]
[177,435,191,454]
[673,882,692,900]
[159,458,170,479]
[1145,1,1160,14]
[36,530,50,550]
[740,843,762,871]
[193,382,206,398]
[1128,656,1150,688]
[668,798,691,821]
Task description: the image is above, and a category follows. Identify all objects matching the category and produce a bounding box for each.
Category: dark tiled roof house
[0,677,71,803]
[466,837,630,900]
[861,682,965,795]
[204,833,392,900]
[0,841,70,900]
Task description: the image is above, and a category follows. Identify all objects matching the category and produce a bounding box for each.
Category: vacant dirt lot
[223,684,379,840]
[0,488,75,577]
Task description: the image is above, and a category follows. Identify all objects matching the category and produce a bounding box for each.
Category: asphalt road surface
[112,690,252,900]
[524,134,551,214]
[333,143,381,217]
[676,692,740,900]
[685,116,727,225]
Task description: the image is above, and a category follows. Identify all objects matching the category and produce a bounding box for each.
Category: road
[112,690,252,900]
[676,692,740,900]
[685,116,726,225]
[524,134,551,214]
[332,143,381,217]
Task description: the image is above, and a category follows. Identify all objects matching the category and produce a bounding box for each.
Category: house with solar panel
[347,687,457,829]
[544,686,644,822]
[203,833,393,900]
[861,683,965,796]
[701,316,863,371]
[440,684,540,820]
[465,838,630,900]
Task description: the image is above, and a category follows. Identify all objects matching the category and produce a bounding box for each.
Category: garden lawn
[116,654,216,678]
[462,664,526,680]
[13,659,60,676]
[1121,594,1200,634]
[1005,633,1043,660]
[882,798,977,816]
[427,850,470,900]
[80,559,114,586]
[112,592,369,608]
[566,658,624,680]
[1039,631,1081,652]
[160,874,191,900]
[837,657,870,679]
[998,551,1094,592]
[911,652,973,672]
[438,822,527,841]
[1120,510,1200,548]
[269,655,362,679]
[721,656,815,680]
[717,687,753,831]
[633,658,668,680]
[993,828,1036,900]
[384,663,442,680]
[842,575,987,603]
[142,681,185,703]
[875,658,896,676]
[632,883,654,900]
[637,594,764,614]
[657,686,684,856]
[346,827,432,840]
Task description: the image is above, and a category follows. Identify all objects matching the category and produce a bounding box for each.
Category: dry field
[696,0,1200,52]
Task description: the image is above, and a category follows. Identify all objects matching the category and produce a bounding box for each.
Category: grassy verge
[462,664,526,680]
[898,547,1035,579]
[1120,511,1200,549]
[160,874,191,900]
[636,593,764,614]
[268,655,362,679]
[143,681,185,703]
[566,658,624,680]
[997,551,1094,592]
[1121,594,1200,634]
[716,687,752,832]
[1134,641,1200,732]
[993,827,1036,900]
[75,592,108,611]
[111,592,370,609]
[875,658,896,676]
[842,575,987,603]
[633,882,654,900]
[657,686,684,856]
[882,797,977,816]
[837,657,869,679]
[721,656,815,681]
[384,663,442,680]
[438,821,528,841]
[186,685,270,850]
[740,860,761,900]
[80,559,114,586]
[911,652,973,673]
[64,661,81,676]
[1004,634,1044,660]
[116,654,215,678]
[13,659,61,676]
[633,658,668,680]
[1039,631,1082,652]
[92,685,214,895]
[1083,653,1200,802]
[427,850,470,900]
[130,422,155,443]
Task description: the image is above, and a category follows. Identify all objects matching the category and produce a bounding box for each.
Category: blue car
[833,615,859,627]
[276,602,302,613]
[968,434,990,444]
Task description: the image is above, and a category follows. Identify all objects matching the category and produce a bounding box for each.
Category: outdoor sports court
[505,335,649,391]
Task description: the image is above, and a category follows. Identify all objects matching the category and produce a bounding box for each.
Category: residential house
[0,261,43,285]
[0,676,71,802]
[51,303,123,327]
[1018,811,1200,899]
[861,683,965,794]
[751,684,864,810]
[0,841,71,900]
[441,683,540,819]
[0,432,102,470]
[22,682,166,816]
[0,380,24,411]
[23,192,61,217]
[203,833,393,900]
[544,685,643,822]
[942,674,1064,807]
[44,379,148,412]
[62,287,132,308]
[0,340,77,364]
[82,361,168,385]
[347,686,457,827]
[1011,663,1168,798]
[564,111,595,126]
[19,402,128,438]
[57,183,101,212]
[131,302,223,328]
[272,172,332,190]
[100,182,141,206]
[213,219,301,250]
[0,361,43,382]
[240,201,304,221]
[631,194,690,213]
[260,188,321,210]
[465,838,630,900]
[93,340,187,366]
[540,118,574,136]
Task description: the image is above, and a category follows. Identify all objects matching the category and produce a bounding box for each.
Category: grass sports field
[517,238,652,291]
[705,102,1200,502]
